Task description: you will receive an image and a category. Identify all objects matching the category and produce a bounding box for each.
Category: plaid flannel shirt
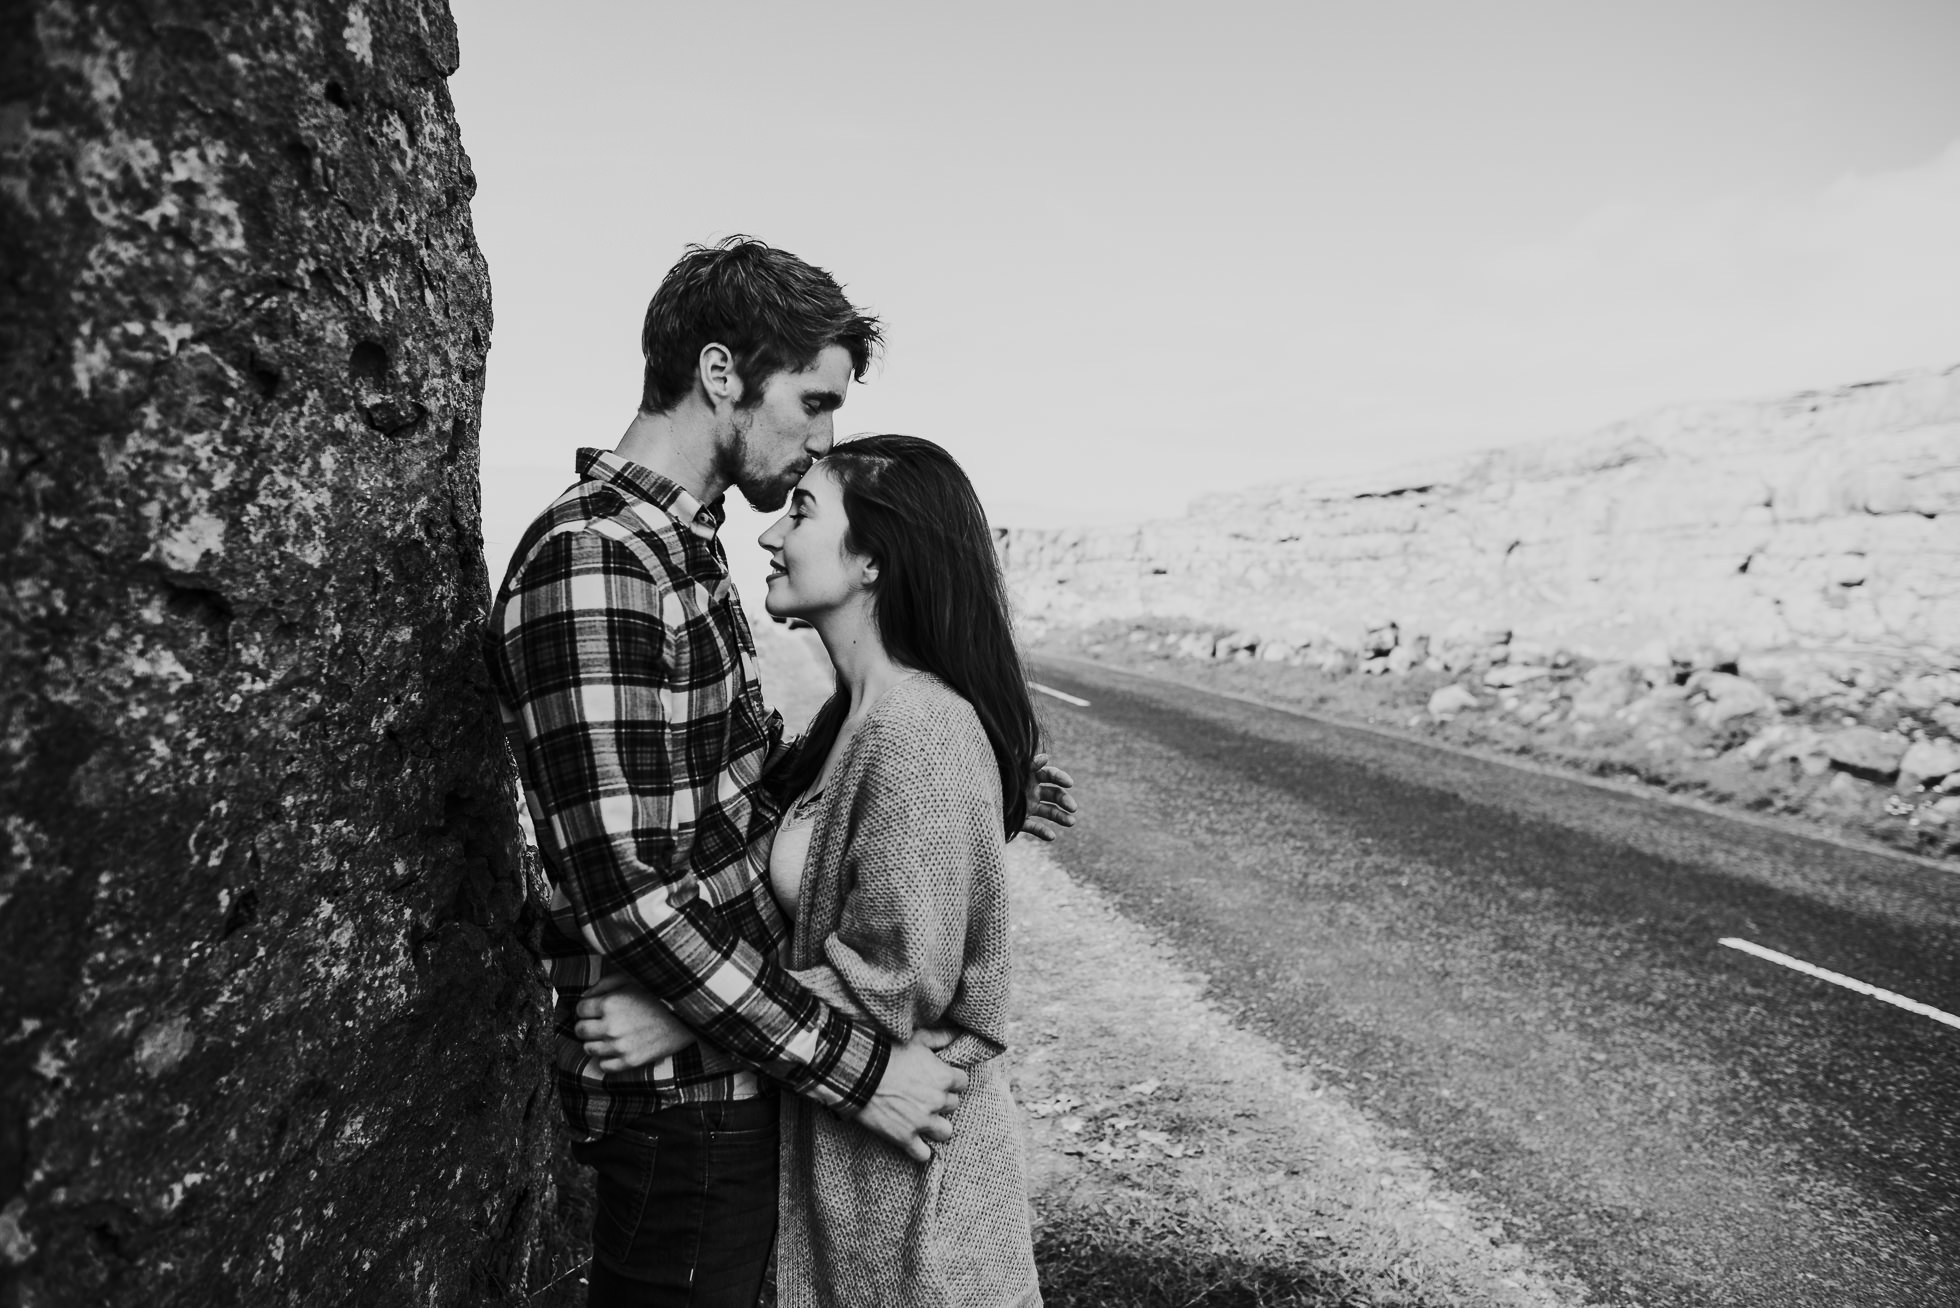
[487,448,889,1139]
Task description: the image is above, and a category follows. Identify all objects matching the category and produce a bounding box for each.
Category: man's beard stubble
[739,471,797,514]
[714,424,800,513]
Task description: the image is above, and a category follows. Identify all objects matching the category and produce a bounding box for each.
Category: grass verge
[1004,841,1590,1308]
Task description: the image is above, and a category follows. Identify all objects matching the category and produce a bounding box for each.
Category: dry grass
[1003,841,1590,1308]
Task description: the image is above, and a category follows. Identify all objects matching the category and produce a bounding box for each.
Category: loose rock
[1691,672,1775,727]
[1428,685,1482,721]
[1899,739,1960,791]
[1822,727,1911,780]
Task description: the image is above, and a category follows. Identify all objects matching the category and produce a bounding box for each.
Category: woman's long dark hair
[780,435,1040,836]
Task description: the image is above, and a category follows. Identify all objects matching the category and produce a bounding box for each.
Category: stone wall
[1003,365,1960,663]
[1,2,562,1302]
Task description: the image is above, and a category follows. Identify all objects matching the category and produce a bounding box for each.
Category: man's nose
[806,416,835,457]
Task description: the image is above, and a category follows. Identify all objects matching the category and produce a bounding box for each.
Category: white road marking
[1719,937,1960,1032]
[1029,681,1090,708]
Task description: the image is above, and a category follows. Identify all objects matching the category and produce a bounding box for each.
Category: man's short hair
[639,236,883,414]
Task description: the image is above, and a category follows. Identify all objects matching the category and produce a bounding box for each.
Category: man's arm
[493,528,962,1151]
[573,976,964,1161]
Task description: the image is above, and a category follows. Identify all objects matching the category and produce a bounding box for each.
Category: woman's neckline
[809,668,933,799]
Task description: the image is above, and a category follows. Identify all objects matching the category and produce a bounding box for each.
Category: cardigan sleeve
[782,963,1001,1071]
[786,702,1008,1069]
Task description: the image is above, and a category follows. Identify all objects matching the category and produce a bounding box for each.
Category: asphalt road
[1027,654,1960,1308]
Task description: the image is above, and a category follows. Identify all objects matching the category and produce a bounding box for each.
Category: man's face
[723,344,853,512]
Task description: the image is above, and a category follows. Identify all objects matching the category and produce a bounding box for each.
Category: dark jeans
[571,1093,779,1308]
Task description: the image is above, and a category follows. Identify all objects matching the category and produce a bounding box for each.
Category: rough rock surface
[1003,366,1960,659]
[2,2,561,1303]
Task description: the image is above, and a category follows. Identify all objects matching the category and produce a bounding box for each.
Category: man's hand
[1020,752,1079,841]
[574,974,699,1073]
[853,1031,969,1163]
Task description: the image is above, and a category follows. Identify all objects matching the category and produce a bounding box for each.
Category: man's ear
[697,343,742,410]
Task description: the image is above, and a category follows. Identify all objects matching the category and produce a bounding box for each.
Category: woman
[584,435,1044,1308]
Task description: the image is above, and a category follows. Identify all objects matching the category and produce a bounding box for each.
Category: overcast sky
[451,0,1960,589]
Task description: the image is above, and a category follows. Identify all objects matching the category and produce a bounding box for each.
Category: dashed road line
[1720,937,1960,1032]
[1030,681,1091,708]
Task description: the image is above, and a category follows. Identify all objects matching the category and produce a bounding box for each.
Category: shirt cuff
[804,1008,891,1115]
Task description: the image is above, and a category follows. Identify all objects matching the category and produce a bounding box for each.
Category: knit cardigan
[774,673,1041,1308]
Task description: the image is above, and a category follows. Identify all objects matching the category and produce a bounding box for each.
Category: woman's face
[758,464,874,622]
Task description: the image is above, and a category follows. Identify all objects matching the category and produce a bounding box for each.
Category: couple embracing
[487,237,1077,1307]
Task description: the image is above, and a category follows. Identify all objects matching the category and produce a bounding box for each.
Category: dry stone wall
[1004,365,1960,662]
[2,2,562,1303]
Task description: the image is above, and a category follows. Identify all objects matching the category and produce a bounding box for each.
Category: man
[487,237,1073,1306]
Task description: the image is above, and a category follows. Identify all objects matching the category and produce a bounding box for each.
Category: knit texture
[776,674,1042,1308]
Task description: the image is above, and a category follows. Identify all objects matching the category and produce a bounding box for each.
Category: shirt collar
[575,447,722,541]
